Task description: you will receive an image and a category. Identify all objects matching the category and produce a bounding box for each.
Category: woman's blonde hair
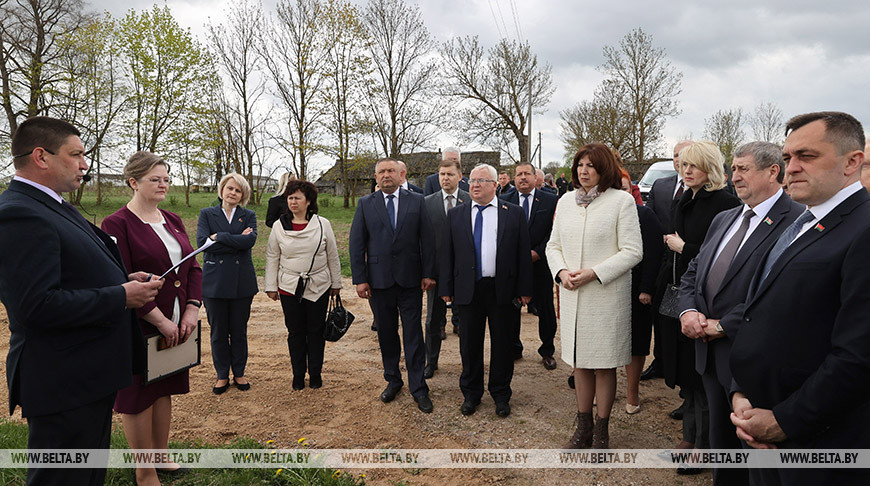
[679,141,727,191]
[275,171,297,196]
[218,173,252,206]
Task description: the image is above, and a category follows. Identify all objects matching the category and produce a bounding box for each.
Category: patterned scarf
[574,186,602,208]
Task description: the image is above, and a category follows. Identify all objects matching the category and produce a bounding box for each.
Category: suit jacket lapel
[463,202,475,249]
[751,192,865,300]
[528,194,540,225]
[394,189,410,237]
[373,191,394,235]
[496,202,507,249]
[719,194,790,291]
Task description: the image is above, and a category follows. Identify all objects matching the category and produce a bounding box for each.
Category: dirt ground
[0,278,711,485]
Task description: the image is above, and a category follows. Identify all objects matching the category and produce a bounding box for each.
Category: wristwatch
[715,322,724,333]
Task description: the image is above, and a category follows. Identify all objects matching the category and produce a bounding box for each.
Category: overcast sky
[90,0,870,175]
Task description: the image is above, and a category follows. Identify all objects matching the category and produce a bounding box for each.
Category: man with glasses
[0,116,161,485]
[440,164,532,417]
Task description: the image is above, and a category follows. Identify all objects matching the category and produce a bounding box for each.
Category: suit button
[744,317,751,322]
[174,280,181,288]
[219,260,223,264]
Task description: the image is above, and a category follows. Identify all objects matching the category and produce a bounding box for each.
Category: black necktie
[704,209,754,308]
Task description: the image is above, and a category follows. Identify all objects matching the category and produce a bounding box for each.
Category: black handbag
[657,252,682,319]
[324,294,354,342]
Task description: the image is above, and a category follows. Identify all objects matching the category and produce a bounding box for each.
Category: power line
[508,0,523,42]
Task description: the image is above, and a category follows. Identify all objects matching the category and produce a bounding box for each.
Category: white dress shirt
[790,181,864,243]
[442,188,460,214]
[712,188,783,262]
[518,188,536,220]
[13,175,63,204]
[471,197,498,278]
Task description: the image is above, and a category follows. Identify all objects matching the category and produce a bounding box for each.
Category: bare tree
[441,36,554,164]
[321,0,373,207]
[560,79,633,160]
[0,0,86,143]
[750,100,784,144]
[54,13,129,204]
[599,27,682,164]
[208,0,270,199]
[363,0,441,158]
[704,108,745,165]
[261,0,329,181]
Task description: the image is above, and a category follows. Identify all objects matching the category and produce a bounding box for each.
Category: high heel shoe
[233,378,251,391]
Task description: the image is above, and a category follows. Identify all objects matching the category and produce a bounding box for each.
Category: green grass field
[72,188,356,277]
[0,419,365,485]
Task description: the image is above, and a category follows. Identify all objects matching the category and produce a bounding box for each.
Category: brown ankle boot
[592,415,610,449]
[564,412,593,449]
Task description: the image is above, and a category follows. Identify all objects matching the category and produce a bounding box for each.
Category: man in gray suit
[678,141,803,484]
[423,156,469,378]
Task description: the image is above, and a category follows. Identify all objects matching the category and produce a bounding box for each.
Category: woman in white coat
[547,143,642,449]
[265,180,341,390]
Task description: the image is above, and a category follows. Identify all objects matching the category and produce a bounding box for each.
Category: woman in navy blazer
[196,173,258,394]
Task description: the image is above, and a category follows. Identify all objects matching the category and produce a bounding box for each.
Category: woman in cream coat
[265,180,341,390]
[547,143,642,449]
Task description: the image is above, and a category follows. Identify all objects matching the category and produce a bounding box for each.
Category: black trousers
[702,351,749,485]
[26,393,116,486]
[424,287,445,368]
[280,291,329,380]
[528,261,557,357]
[370,284,428,398]
[457,278,515,403]
[204,296,253,380]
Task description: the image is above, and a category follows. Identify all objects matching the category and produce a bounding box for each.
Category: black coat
[661,185,739,388]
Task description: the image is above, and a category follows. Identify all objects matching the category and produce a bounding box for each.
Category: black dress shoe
[371,322,378,331]
[380,384,402,403]
[157,466,189,477]
[640,363,662,380]
[542,356,557,370]
[423,365,436,379]
[513,351,523,361]
[212,381,229,395]
[233,378,251,391]
[568,374,575,389]
[495,401,511,417]
[414,394,434,413]
[309,376,322,389]
[669,406,684,420]
[292,376,305,390]
[460,399,480,416]
[452,325,459,334]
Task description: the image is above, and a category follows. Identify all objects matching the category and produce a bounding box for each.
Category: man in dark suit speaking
[0,116,162,485]
[678,141,803,485]
[500,162,559,369]
[440,163,532,417]
[349,157,436,413]
[724,112,870,485]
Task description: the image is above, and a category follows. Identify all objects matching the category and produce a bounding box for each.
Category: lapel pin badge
[763,217,773,225]
[501,204,507,210]
[814,223,825,232]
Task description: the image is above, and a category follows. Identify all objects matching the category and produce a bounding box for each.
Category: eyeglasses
[12,148,55,159]
[144,177,171,184]
[468,178,496,185]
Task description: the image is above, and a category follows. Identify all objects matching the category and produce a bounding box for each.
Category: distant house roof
[317,150,501,184]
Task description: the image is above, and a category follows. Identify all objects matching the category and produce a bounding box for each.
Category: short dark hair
[439,158,462,174]
[571,143,622,192]
[785,111,865,155]
[11,116,81,169]
[734,141,785,183]
[515,162,535,173]
[282,180,319,219]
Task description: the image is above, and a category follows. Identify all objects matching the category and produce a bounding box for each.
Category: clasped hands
[557,268,597,291]
[680,310,725,342]
[731,392,786,448]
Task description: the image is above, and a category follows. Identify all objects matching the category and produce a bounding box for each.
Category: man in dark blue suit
[678,141,803,485]
[422,157,469,378]
[423,148,469,195]
[0,117,161,485]
[349,158,436,413]
[724,112,870,485]
[499,162,558,369]
[441,163,533,417]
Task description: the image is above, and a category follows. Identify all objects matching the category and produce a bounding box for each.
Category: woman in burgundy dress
[102,151,202,485]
